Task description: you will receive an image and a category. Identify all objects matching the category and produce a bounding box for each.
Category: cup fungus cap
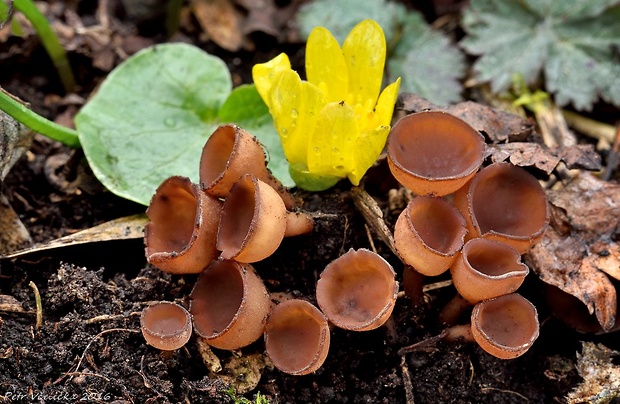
[145,176,222,274]
[451,238,529,303]
[199,124,296,209]
[189,259,271,350]
[217,174,286,263]
[471,293,539,359]
[316,248,398,331]
[453,162,549,254]
[140,301,192,351]
[264,299,330,375]
[387,111,485,196]
[394,196,468,276]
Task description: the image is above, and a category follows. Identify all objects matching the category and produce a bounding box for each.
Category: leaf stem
[13,0,76,93]
[0,88,81,148]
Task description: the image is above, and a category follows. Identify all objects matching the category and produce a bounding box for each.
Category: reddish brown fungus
[199,124,296,209]
[145,176,221,274]
[217,174,313,263]
[471,293,539,359]
[394,196,467,276]
[316,248,398,331]
[264,299,330,375]
[453,162,549,253]
[189,259,271,350]
[387,111,485,196]
[451,238,529,303]
[140,301,192,351]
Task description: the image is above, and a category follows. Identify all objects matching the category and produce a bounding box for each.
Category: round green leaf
[75,43,232,205]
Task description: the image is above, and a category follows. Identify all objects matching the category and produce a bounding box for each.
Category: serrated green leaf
[75,43,232,205]
[297,0,405,44]
[218,84,294,187]
[461,0,620,111]
[388,11,466,105]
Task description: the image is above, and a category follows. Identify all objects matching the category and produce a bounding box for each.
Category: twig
[601,123,620,181]
[28,281,42,329]
[400,355,415,404]
[562,110,616,143]
[351,186,398,256]
[480,386,530,402]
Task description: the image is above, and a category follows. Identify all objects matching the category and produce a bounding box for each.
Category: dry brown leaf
[398,94,535,143]
[567,342,620,404]
[527,173,620,331]
[191,0,244,52]
[1,214,147,259]
[486,142,560,174]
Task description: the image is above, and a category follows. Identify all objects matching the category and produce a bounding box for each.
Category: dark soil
[1,1,619,403]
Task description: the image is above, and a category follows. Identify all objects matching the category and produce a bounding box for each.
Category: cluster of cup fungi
[140,124,399,375]
[140,109,550,378]
[388,111,549,359]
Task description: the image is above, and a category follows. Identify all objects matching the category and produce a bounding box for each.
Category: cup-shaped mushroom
[141,302,192,351]
[217,174,313,263]
[264,299,330,375]
[316,248,398,331]
[189,259,271,350]
[471,293,539,359]
[394,196,468,276]
[387,111,485,196]
[450,238,529,303]
[453,162,549,254]
[199,124,296,209]
[145,176,222,274]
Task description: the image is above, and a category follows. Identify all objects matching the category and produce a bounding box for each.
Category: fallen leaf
[567,342,620,404]
[191,0,244,52]
[1,214,147,259]
[398,94,534,143]
[527,173,620,331]
[486,143,560,174]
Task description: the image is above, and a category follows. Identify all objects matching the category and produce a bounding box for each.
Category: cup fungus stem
[438,293,471,325]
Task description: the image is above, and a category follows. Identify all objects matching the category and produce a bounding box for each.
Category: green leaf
[388,11,466,105]
[218,84,294,187]
[297,0,405,44]
[461,0,620,111]
[75,43,232,205]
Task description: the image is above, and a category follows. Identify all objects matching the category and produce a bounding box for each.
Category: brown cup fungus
[316,248,399,331]
[217,174,313,263]
[453,162,549,254]
[387,111,485,196]
[141,302,192,351]
[145,176,222,274]
[471,293,539,359]
[199,124,296,209]
[264,299,330,375]
[451,238,529,303]
[394,196,468,276]
[189,259,271,350]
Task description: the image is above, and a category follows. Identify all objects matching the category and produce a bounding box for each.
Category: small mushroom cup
[145,176,222,274]
[141,301,193,351]
[199,124,296,209]
[450,238,529,303]
[471,293,539,359]
[189,259,271,350]
[316,248,399,331]
[387,111,485,196]
[264,299,330,375]
[394,196,468,276]
[453,162,549,254]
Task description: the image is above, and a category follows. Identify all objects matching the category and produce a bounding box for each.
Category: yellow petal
[268,69,325,167]
[306,27,348,103]
[307,102,357,178]
[348,125,390,185]
[374,77,401,126]
[342,20,386,107]
[252,53,291,109]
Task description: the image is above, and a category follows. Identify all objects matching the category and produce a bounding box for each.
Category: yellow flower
[252,20,400,191]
